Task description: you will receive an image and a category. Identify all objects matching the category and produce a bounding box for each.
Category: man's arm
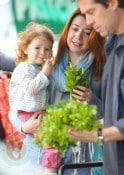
[103,126,124,142]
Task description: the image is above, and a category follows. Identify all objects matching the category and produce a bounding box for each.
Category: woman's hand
[68,126,97,143]
[22,112,43,134]
[72,85,92,102]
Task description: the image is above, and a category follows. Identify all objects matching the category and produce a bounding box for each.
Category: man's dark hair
[94,0,108,7]
[73,0,124,8]
[95,0,124,8]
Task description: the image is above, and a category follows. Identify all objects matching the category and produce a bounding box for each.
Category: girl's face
[67,15,91,54]
[25,36,53,64]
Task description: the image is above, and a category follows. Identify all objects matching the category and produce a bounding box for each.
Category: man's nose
[86,16,94,27]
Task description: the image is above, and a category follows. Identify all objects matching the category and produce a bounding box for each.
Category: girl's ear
[23,47,28,55]
[49,51,53,59]
[24,47,28,54]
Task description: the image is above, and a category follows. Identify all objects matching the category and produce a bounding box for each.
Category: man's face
[78,0,119,37]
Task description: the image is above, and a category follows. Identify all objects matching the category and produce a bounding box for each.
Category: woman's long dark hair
[88,29,106,82]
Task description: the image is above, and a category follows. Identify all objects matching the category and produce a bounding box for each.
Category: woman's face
[67,15,91,54]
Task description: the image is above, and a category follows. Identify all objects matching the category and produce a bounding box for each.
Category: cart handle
[58,161,103,175]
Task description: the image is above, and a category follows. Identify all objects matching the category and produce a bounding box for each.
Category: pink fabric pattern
[42,147,62,169]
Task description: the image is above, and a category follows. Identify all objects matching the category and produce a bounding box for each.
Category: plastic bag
[0,72,24,150]
[0,118,5,140]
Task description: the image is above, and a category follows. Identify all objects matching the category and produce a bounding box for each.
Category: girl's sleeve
[13,64,49,96]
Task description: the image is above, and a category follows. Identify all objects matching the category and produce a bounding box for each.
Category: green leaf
[65,63,90,96]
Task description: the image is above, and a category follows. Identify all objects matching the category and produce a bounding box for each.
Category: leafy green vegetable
[65,64,90,95]
[34,63,100,156]
[34,100,100,156]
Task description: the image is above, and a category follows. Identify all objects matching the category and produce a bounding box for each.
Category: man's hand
[68,126,97,143]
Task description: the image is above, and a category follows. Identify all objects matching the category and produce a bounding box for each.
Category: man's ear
[108,0,118,10]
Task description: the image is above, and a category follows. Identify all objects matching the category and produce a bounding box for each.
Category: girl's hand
[72,85,92,102]
[42,59,54,76]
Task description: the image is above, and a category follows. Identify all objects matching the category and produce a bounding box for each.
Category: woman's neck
[68,51,87,65]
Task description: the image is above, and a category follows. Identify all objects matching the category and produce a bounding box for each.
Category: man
[69,1,124,175]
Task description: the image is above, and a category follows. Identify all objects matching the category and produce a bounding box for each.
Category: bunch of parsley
[34,100,100,156]
[65,64,90,96]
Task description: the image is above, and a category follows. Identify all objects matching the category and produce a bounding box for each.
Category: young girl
[9,22,54,122]
[9,22,61,174]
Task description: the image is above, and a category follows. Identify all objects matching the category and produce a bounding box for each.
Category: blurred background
[0,0,78,57]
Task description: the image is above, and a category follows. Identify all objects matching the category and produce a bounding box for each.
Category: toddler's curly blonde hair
[15,22,54,64]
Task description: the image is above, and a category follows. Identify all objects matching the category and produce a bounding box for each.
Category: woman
[49,8,106,175]
[10,8,106,175]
